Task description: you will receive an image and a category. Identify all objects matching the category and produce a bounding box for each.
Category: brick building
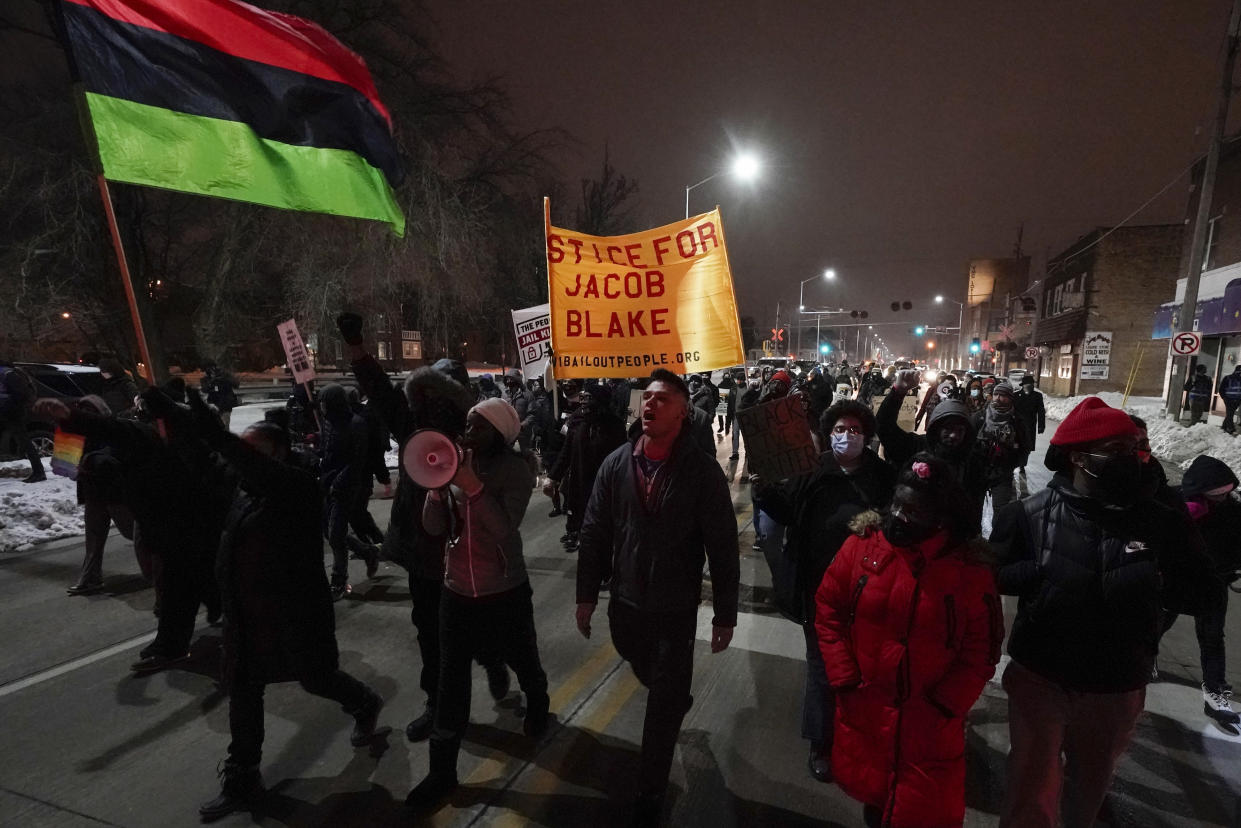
[1035,224,1183,397]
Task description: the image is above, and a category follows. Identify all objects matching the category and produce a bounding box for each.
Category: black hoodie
[1180,455,1241,575]
[876,389,988,515]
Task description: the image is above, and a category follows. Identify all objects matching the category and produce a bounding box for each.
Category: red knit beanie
[1049,397,1140,447]
[770,370,792,386]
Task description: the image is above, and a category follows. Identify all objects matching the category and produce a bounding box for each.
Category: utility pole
[1166,0,1241,420]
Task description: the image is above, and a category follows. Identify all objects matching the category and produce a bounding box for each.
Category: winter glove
[140,387,186,423]
[336,312,365,346]
[186,387,228,446]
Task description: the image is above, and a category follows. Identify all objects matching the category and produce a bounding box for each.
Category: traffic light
[820,343,831,354]
[914,325,925,336]
[969,338,981,354]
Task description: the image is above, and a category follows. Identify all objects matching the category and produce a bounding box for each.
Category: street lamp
[935,294,965,370]
[798,269,837,355]
[685,152,762,218]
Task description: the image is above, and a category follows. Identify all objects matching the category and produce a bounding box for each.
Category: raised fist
[336,312,365,346]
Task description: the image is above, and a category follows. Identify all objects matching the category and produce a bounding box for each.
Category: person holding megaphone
[405,397,550,811]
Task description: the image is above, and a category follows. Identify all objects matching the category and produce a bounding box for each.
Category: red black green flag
[59,0,406,235]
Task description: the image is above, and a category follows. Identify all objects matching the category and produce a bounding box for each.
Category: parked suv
[0,363,104,460]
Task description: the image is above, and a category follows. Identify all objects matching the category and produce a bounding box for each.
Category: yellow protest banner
[544,198,744,379]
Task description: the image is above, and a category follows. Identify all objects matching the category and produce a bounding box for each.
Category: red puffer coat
[815,518,1003,828]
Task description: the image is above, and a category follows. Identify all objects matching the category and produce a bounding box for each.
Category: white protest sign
[277,318,316,385]
[512,303,552,377]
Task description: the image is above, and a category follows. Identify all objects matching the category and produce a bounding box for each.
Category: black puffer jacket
[992,474,1200,692]
[754,449,895,623]
[350,356,472,577]
[1180,455,1241,576]
[578,420,739,626]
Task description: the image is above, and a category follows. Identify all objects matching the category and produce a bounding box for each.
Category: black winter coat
[351,356,472,577]
[549,407,626,509]
[992,474,1204,692]
[99,375,139,417]
[754,449,896,623]
[62,410,206,551]
[578,421,740,626]
[214,433,338,689]
[1013,387,1046,435]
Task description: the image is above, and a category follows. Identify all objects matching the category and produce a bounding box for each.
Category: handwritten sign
[511,303,552,377]
[544,198,744,379]
[277,318,315,385]
[736,396,819,481]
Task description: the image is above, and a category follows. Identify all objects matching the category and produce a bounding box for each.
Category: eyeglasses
[832,425,864,436]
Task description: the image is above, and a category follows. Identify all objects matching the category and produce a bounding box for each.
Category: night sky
[427,0,1233,358]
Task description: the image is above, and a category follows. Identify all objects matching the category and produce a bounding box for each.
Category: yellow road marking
[428,637,622,826]
[488,666,643,828]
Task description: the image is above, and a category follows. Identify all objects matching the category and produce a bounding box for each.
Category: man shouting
[575,368,739,825]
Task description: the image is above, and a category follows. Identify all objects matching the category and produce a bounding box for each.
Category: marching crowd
[2,327,1239,827]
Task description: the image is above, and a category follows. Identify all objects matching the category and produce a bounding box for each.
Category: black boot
[406,705,435,742]
[330,575,350,602]
[485,663,511,701]
[405,740,458,811]
[350,688,384,746]
[523,691,550,739]
[199,762,262,822]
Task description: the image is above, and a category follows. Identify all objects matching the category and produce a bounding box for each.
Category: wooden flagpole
[95,173,157,384]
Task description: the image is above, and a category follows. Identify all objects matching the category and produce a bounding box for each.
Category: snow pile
[1043,392,1241,472]
[0,459,84,553]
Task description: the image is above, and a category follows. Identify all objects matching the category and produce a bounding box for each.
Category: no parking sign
[1169,331,1202,357]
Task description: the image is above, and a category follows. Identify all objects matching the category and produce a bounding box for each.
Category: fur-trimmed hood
[848,508,992,565]
[404,366,473,412]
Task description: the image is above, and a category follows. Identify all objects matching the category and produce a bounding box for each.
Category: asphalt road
[0,395,1238,827]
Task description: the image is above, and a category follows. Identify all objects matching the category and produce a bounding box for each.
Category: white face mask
[970,389,981,398]
[831,431,865,461]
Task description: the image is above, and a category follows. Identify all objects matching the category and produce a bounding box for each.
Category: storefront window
[1058,354,1073,379]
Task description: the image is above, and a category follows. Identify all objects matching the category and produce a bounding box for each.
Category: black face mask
[882,513,941,548]
[1080,452,1143,506]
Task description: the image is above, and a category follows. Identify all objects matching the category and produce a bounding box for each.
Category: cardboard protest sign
[277,318,315,385]
[512,303,552,377]
[544,198,744,379]
[736,396,819,481]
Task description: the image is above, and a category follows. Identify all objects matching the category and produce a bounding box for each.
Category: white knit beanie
[471,397,521,444]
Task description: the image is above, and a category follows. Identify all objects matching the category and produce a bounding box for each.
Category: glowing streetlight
[61,311,71,319]
[732,153,761,182]
[685,151,764,218]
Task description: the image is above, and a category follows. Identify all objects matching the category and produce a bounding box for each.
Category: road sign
[1170,331,1202,356]
[998,324,1014,340]
[771,327,785,342]
[1024,346,1039,359]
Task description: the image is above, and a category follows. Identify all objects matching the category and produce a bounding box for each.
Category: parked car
[0,363,104,460]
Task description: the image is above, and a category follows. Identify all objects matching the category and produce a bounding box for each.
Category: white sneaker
[1203,685,1240,724]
